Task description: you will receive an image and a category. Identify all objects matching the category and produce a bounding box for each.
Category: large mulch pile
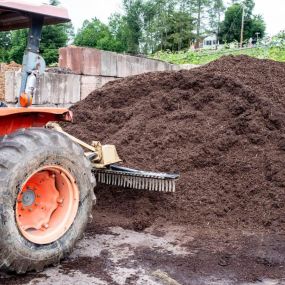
[0,62,21,100]
[63,55,285,232]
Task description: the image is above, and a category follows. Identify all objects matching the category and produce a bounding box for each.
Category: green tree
[123,0,144,54]
[165,10,194,51]
[74,18,119,51]
[208,0,225,35]
[0,32,11,62]
[41,22,72,65]
[251,15,266,41]
[108,13,129,52]
[219,0,265,43]
[9,29,28,63]
[192,0,209,38]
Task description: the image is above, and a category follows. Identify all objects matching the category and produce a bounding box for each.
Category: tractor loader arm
[47,123,179,193]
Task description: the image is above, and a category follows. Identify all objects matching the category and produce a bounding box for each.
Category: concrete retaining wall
[59,47,175,77]
[5,47,199,105]
[5,71,118,105]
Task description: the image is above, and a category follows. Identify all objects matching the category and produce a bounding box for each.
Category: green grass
[152,46,285,65]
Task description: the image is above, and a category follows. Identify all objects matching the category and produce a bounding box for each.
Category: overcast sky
[33,0,284,36]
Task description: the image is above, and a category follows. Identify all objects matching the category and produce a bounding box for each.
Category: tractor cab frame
[0,1,72,132]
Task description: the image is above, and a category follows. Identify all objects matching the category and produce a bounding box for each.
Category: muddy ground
[1,209,285,285]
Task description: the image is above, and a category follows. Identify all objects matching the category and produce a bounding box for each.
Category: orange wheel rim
[15,165,79,245]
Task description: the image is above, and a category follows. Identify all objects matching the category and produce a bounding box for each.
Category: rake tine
[169,180,173,192]
[162,180,165,192]
[131,176,134,188]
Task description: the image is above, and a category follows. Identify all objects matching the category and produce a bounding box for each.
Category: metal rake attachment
[93,165,179,193]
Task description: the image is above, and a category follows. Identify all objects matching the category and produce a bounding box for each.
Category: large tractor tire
[0,128,96,273]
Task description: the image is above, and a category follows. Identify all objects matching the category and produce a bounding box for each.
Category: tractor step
[93,164,179,193]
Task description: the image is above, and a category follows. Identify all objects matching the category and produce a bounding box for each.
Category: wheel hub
[15,166,79,245]
[22,189,36,207]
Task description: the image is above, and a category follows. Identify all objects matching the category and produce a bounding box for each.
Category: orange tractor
[0,1,178,274]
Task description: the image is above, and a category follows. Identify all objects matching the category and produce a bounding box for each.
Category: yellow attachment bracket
[46,123,122,168]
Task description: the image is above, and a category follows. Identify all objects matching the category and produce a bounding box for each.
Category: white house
[202,34,218,49]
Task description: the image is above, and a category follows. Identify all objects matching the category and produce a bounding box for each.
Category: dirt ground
[1,208,285,285]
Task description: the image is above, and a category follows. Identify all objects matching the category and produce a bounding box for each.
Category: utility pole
[240,3,245,48]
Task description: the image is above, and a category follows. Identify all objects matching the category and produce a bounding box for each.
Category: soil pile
[0,62,21,100]
[63,55,285,232]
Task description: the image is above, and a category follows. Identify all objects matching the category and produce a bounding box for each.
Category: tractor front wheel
[0,128,96,273]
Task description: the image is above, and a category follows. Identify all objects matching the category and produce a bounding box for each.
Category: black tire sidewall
[0,133,93,265]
